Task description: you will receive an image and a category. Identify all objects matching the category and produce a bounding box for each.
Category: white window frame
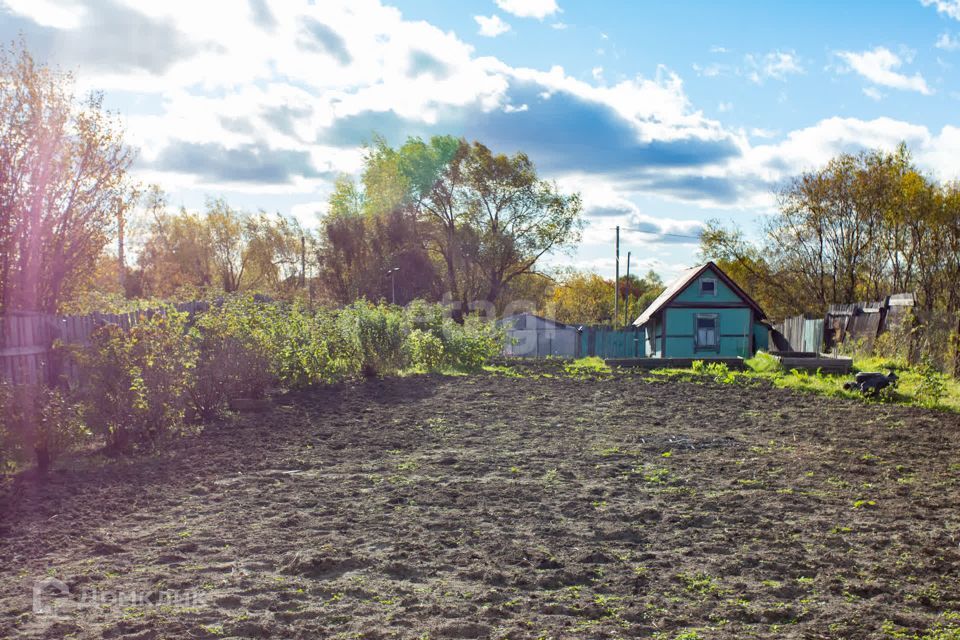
[695,313,719,351]
[699,277,717,296]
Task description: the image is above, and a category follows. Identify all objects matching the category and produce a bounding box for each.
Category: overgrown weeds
[0,297,505,473]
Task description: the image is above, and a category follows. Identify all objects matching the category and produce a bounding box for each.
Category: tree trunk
[442,228,462,323]
[953,313,960,379]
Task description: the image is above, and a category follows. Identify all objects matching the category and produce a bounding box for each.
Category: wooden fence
[773,315,824,354]
[0,302,209,386]
[824,293,915,352]
[773,293,915,354]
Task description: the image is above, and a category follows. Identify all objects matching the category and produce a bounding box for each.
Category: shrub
[403,299,447,336]
[190,299,276,419]
[76,310,197,452]
[407,329,445,371]
[337,301,409,377]
[0,382,88,472]
[916,359,947,408]
[444,314,504,370]
[403,300,504,371]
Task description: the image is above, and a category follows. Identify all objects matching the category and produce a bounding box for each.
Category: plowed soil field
[2,367,960,638]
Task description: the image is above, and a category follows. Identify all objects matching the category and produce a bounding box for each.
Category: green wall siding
[753,323,769,351]
[673,271,743,303]
[638,313,767,358]
[662,306,754,358]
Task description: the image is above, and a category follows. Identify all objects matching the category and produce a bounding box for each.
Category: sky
[2,0,960,281]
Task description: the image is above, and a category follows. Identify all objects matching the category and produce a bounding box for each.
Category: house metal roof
[632,262,766,327]
[499,312,570,330]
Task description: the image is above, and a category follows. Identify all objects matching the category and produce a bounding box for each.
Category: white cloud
[550,21,569,29]
[863,86,884,100]
[936,32,960,50]
[290,200,330,226]
[474,14,511,37]
[692,62,727,78]
[749,127,777,139]
[694,50,801,83]
[745,50,804,83]
[2,0,87,28]
[733,116,960,188]
[8,0,960,227]
[921,0,960,20]
[836,46,932,94]
[717,101,733,112]
[502,62,731,145]
[494,0,559,19]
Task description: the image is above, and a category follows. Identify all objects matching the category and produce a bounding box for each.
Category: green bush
[0,382,88,472]
[691,359,736,383]
[407,329,445,371]
[337,301,409,377]
[0,297,506,468]
[77,311,198,452]
[402,300,504,371]
[916,359,947,408]
[441,314,504,371]
[265,304,342,386]
[190,299,276,418]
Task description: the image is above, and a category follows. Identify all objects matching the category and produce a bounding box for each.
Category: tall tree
[463,142,583,304]
[316,136,583,312]
[548,269,615,325]
[0,42,135,313]
[394,135,468,309]
[136,197,304,297]
[316,174,437,304]
[700,144,960,321]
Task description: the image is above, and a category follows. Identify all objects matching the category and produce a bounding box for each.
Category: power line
[614,226,702,240]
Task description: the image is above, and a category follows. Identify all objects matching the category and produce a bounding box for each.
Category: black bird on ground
[843,371,898,395]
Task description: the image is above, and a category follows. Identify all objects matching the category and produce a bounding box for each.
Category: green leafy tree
[463,142,583,304]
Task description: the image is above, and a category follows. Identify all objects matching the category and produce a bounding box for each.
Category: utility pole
[624,251,631,327]
[387,267,400,305]
[300,233,306,288]
[117,198,125,294]
[613,225,619,328]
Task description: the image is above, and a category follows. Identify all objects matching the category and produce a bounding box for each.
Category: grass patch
[563,356,612,377]
[653,352,960,413]
[482,364,522,377]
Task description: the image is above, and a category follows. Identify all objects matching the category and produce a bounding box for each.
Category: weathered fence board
[774,315,824,353]
[0,301,210,386]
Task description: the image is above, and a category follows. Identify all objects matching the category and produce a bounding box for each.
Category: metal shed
[500,313,578,357]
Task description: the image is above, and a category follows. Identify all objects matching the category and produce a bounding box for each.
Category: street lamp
[386,267,400,305]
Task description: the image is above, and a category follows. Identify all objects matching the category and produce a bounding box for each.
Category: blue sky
[3,0,960,280]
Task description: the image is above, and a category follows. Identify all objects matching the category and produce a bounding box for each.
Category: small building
[632,262,769,358]
[500,312,578,357]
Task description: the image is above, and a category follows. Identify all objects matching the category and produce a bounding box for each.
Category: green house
[633,262,769,358]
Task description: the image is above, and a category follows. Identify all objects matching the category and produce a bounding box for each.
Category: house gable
[672,267,746,305]
[633,262,765,328]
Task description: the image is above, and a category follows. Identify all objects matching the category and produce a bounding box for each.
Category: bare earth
[2,366,959,639]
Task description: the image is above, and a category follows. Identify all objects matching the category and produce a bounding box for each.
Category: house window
[700,278,717,296]
[695,314,719,350]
